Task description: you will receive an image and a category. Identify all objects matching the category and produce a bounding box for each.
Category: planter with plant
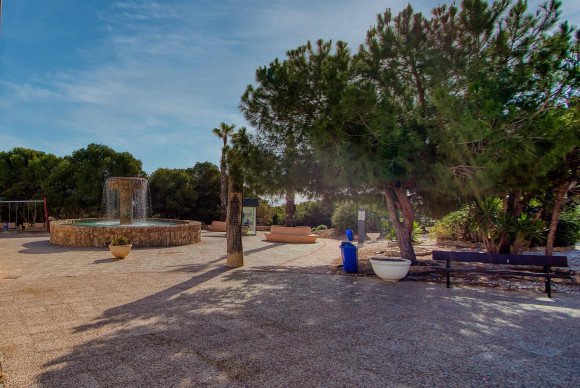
[109,236,132,259]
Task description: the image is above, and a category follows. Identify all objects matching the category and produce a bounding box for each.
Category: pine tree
[240,56,321,227]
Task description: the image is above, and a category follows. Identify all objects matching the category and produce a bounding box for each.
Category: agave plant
[110,235,130,246]
[471,196,547,253]
[471,197,502,253]
[496,213,546,254]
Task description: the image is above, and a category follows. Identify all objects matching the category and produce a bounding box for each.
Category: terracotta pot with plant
[109,235,132,259]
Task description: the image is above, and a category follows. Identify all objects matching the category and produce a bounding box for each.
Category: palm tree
[212,122,236,221]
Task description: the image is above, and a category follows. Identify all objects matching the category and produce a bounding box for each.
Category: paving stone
[0,233,579,387]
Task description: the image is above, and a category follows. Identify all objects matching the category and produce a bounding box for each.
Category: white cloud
[0,81,61,102]
[2,0,579,174]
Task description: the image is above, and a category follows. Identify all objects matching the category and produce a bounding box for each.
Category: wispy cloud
[1,0,578,173]
[1,81,61,101]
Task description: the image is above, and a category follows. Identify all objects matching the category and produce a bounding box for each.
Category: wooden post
[226,177,244,267]
[44,197,50,233]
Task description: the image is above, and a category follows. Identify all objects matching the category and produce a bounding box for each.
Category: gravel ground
[0,232,579,387]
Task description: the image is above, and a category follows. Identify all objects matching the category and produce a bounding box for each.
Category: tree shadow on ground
[20,240,104,254]
[0,232,49,239]
[35,268,580,387]
[201,234,227,239]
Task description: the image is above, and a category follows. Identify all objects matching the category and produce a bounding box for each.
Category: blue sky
[1,0,579,174]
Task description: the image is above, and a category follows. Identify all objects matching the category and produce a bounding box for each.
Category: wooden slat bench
[432,250,570,297]
[265,225,318,243]
[208,221,226,232]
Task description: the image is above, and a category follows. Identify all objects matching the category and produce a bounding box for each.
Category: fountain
[50,177,201,247]
[103,177,149,225]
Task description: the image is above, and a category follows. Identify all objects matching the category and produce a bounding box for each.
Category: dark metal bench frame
[432,250,570,297]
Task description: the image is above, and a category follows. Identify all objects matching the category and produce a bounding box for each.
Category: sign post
[358,208,366,246]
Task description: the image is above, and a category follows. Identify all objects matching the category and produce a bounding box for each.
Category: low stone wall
[50,219,201,247]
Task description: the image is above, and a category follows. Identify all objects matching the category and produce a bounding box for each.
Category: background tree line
[1,142,577,248]
[0,144,221,224]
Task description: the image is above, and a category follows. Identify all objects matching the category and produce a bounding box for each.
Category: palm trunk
[226,177,243,267]
[284,191,296,227]
[219,144,227,222]
[219,160,227,221]
[383,187,417,264]
[546,181,570,256]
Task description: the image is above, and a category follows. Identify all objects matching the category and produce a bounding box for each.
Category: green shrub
[382,221,397,241]
[412,221,422,242]
[257,200,276,226]
[429,207,479,242]
[498,213,546,252]
[271,206,285,225]
[316,224,328,230]
[331,201,387,233]
[330,202,359,233]
[383,221,422,242]
[295,201,335,227]
[554,215,580,246]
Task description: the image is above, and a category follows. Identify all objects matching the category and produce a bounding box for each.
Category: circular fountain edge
[49,218,202,247]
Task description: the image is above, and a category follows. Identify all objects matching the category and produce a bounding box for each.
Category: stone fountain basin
[50,218,201,247]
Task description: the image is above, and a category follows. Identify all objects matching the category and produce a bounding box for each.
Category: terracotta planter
[370,257,411,282]
[109,244,132,259]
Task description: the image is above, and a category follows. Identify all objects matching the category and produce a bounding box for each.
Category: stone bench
[265,225,318,244]
[208,221,227,232]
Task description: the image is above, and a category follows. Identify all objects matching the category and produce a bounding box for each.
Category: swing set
[0,197,50,232]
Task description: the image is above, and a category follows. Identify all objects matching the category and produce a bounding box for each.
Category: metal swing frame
[0,197,50,232]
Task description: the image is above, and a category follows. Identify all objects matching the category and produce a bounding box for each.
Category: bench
[265,225,318,243]
[432,250,570,297]
[208,221,226,232]
[3,222,16,231]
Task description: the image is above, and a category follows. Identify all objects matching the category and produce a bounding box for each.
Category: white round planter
[370,257,411,282]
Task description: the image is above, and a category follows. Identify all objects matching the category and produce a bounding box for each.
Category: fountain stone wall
[50,219,201,247]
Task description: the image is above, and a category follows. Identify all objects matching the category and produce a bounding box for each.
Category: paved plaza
[1,231,579,387]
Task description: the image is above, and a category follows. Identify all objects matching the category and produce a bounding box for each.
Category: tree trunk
[284,191,296,227]
[382,187,417,265]
[219,156,227,222]
[497,234,510,254]
[226,177,243,267]
[545,181,570,256]
[497,191,533,254]
[481,219,498,253]
[498,192,515,253]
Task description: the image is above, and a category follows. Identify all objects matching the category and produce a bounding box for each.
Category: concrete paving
[1,231,579,387]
